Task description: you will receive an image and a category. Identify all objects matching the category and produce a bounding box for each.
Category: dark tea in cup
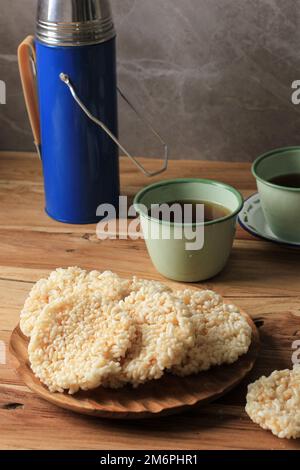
[269,173,300,189]
[148,200,231,224]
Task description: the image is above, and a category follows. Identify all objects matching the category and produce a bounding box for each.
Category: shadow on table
[205,240,300,297]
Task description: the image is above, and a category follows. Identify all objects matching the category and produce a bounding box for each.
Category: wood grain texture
[0,151,299,450]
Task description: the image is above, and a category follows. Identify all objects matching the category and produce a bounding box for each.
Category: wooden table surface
[0,151,299,450]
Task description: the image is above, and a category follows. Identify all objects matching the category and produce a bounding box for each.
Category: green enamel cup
[134,178,243,282]
[252,147,300,243]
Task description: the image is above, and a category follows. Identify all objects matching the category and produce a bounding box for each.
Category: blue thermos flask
[18,0,168,224]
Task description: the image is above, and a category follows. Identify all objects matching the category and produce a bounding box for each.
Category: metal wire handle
[59,73,168,177]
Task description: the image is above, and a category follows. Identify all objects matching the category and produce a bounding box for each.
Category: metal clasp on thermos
[59,73,168,177]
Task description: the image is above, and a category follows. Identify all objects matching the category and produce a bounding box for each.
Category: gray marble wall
[1,0,300,161]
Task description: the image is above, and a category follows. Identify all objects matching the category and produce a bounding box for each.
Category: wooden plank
[0,152,299,450]
[0,151,254,187]
[0,388,298,450]
[0,152,256,235]
[0,231,299,297]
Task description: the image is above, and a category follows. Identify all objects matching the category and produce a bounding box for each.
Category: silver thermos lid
[36,0,116,46]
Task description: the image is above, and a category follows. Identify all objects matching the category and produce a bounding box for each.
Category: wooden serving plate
[10,312,259,420]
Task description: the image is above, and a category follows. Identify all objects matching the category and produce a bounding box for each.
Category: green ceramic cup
[252,147,300,243]
[134,178,243,282]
